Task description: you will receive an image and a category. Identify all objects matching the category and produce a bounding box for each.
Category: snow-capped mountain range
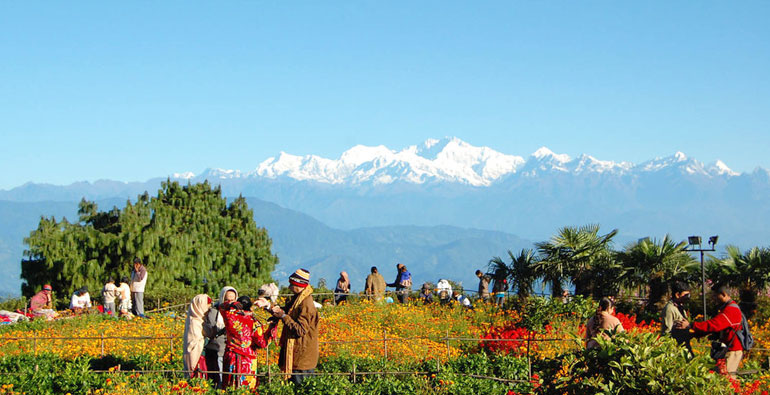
[1,137,769,297]
[172,137,747,187]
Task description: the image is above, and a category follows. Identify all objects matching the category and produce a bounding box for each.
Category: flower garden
[1,295,769,394]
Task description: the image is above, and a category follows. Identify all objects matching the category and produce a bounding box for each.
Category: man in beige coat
[365,266,386,301]
[271,268,319,386]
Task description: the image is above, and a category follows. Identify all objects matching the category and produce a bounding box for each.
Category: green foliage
[0,354,107,394]
[541,332,732,394]
[20,181,278,298]
[617,235,696,314]
[535,224,618,297]
[489,249,537,300]
[0,296,27,311]
[711,246,770,318]
[517,295,596,330]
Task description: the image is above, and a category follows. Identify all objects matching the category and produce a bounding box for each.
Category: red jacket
[691,301,743,351]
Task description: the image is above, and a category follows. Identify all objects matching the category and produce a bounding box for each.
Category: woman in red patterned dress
[220,295,277,388]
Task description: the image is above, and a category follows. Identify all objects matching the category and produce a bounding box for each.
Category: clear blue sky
[1,2,768,189]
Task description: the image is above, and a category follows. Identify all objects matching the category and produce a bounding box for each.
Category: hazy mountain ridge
[0,198,529,297]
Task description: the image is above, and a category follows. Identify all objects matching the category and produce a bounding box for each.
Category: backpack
[727,303,754,351]
[399,274,412,288]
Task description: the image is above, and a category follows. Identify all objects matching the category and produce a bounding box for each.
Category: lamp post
[684,235,718,318]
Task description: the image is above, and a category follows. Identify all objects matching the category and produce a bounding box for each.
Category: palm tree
[489,249,538,300]
[716,246,770,318]
[535,224,618,297]
[617,235,696,313]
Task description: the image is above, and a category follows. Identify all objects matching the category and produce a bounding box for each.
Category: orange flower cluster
[0,315,179,365]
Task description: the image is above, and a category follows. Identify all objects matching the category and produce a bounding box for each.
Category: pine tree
[21,180,277,299]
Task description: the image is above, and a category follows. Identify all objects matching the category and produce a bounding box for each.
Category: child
[117,277,133,319]
[102,278,118,315]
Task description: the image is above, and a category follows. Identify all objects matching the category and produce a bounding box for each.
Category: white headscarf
[216,286,238,330]
[183,294,211,374]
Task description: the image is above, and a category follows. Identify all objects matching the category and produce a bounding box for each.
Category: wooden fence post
[445,329,450,361]
[169,336,174,360]
[33,338,38,356]
[383,329,388,360]
[352,361,356,384]
[526,333,532,380]
[266,346,271,384]
[100,333,105,357]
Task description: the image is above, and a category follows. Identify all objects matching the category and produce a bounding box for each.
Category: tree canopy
[21,180,277,298]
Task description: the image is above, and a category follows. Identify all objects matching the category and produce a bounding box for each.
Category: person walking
[183,294,213,377]
[661,281,693,355]
[364,266,386,301]
[334,271,350,305]
[130,257,148,318]
[271,269,319,385]
[386,264,412,304]
[102,278,118,315]
[476,270,491,302]
[675,284,745,376]
[585,297,624,350]
[203,286,237,388]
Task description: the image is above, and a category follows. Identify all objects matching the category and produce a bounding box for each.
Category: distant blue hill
[0,197,530,297]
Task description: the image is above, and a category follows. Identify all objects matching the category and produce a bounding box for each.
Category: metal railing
[2,331,768,381]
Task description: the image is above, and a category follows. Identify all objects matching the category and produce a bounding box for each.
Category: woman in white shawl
[183,294,213,376]
[202,286,238,387]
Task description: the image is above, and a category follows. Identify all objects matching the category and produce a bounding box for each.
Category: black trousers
[290,369,315,386]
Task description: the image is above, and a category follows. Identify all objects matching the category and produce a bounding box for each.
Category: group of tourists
[182,268,319,390]
[25,258,753,382]
[586,281,752,377]
[28,258,148,319]
[336,264,506,308]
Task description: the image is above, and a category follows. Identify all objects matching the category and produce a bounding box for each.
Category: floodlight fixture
[688,236,702,246]
[708,235,719,247]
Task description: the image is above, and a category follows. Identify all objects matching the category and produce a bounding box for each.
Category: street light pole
[685,235,717,319]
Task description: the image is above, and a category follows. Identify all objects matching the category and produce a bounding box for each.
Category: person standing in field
[675,284,745,376]
[271,269,319,385]
[387,263,412,304]
[203,285,238,388]
[491,269,508,307]
[334,271,350,305]
[364,266,386,301]
[661,281,693,355]
[476,270,491,302]
[131,257,148,318]
[117,277,132,318]
[585,297,624,350]
[102,277,118,315]
[220,295,277,389]
[183,294,213,377]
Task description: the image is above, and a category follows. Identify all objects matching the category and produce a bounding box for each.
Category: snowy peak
[708,160,739,177]
[531,147,570,163]
[178,139,746,187]
[172,172,195,179]
[252,137,524,186]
